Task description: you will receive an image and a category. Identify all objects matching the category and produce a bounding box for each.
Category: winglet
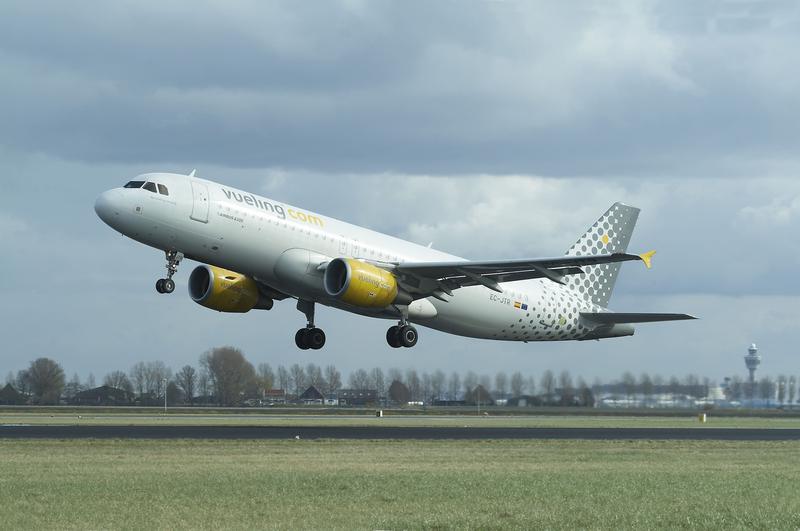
[639,250,656,269]
[188,169,197,178]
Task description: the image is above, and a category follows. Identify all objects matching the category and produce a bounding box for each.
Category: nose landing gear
[156,251,183,294]
[295,299,326,350]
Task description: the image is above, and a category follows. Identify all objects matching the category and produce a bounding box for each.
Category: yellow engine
[188,265,273,313]
[324,258,408,308]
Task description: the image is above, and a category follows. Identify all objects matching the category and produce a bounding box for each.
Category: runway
[1,425,799,440]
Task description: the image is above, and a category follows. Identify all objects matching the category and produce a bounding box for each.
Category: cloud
[0,1,798,175]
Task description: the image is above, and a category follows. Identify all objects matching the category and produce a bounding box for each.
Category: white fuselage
[95,173,606,342]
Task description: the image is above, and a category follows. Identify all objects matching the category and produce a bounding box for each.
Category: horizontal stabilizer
[580,312,697,324]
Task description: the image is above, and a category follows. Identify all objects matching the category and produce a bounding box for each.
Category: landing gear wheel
[156,250,183,295]
[307,328,326,350]
[162,278,175,293]
[386,326,402,348]
[295,329,310,350]
[399,325,418,348]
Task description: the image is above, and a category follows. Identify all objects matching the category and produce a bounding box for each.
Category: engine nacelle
[189,265,273,313]
[324,258,409,308]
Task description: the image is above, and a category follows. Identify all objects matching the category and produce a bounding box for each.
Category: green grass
[1,439,798,529]
[3,412,800,429]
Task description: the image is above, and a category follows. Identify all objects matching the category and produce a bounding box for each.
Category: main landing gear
[386,307,418,348]
[156,251,183,294]
[295,300,326,350]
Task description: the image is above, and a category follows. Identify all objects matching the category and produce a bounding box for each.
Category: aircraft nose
[94,189,122,226]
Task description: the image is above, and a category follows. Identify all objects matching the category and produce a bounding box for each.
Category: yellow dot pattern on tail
[564,202,640,308]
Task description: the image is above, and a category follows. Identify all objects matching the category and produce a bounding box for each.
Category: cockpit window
[142,182,158,193]
[157,184,169,196]
[124,181,145,188]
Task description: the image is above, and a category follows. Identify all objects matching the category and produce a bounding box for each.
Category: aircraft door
[190,181,210,223]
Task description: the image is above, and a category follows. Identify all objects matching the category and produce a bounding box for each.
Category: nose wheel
[156,251,183,294]
[387,324,418,348]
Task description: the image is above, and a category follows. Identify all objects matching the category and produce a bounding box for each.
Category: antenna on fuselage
[188,169,197,178]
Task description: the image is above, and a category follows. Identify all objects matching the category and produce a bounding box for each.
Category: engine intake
[324,258,409,308]
[189,265,273,313]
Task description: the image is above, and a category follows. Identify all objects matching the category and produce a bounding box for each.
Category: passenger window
[157,184,169,195]
[124,181,144,188]
[142,182,157,193]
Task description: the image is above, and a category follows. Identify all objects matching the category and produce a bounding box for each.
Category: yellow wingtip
[639,250,656,269]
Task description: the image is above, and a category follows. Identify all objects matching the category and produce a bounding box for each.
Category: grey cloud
[1,1,799,175]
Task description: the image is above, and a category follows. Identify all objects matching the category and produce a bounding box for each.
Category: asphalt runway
[1,425,799,440]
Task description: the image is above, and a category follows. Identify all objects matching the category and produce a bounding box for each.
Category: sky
[1,1,799,385]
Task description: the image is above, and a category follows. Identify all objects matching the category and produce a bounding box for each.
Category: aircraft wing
[580,312,697,324]
[391,252,649,299]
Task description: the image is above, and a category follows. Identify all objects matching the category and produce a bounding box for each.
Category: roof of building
[299,385,325,400]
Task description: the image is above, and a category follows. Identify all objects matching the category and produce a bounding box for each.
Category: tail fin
[564,202,640,308]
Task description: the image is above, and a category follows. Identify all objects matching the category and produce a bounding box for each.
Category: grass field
[1,438,799,529]
[3,411,800,429]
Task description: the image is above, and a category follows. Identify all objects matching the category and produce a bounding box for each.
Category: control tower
[744,343,761,399]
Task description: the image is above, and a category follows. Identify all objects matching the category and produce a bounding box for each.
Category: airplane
[95,171,695,350]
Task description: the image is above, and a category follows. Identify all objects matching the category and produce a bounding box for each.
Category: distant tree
[201,347,256,406]
[5,371,13,386]
[198,370,210,400]
[559,370,574,404]
[27,358,65,405]
[387,367,403,383]
[144,362,171,397]
[15,369,31,396]
[323,365,342,395]
[729,375,743,401]
[86,373,96,389]
[447,372,461,400]
[306,363,324,389]
[277,365,290,392]
[683,374,700,399]
[63,372,82,400]
[465,384,493,406]
[652,374,665,388]
[494,372,508,396]
[104,371,134,395]
[130,362,147,397]
[431,370,446,401]
[174,365,197,404]
[166,381,183,405]
[577,377,594,407]
[349,368,370,390]
[289,364,306,397]
[388,380,410,405]
[257,363,275,391]
[421,372,432,403]
[463,371,478,396]
[526,375,537,396]
[758,377,775,404]
[510,372,525,397]
[640,373,654,404]
[406,369,421,401]
[621,372,636,403]
[668,376,681,396]
[777,375,787,405]
[540,370,556,399]
[788,376,797,406]
[369,368,386,398]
